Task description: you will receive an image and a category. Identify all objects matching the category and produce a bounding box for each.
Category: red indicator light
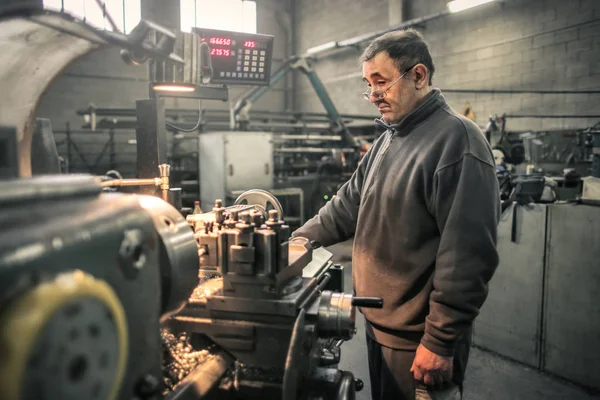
[210,48,231,57]
[209,37,232,46]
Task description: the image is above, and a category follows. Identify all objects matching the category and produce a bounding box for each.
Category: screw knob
[268,209,279,221]
[159,163,170,177]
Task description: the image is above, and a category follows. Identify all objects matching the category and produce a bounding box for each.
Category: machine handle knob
[352,297,383,309]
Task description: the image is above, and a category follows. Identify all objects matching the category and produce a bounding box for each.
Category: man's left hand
[410,344,453,388]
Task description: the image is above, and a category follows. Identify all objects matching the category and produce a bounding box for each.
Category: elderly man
[293,29,500,400]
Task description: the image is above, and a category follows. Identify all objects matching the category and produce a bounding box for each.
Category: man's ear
[413,64,429,89]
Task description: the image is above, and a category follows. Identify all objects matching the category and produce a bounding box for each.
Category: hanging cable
[93,0,120,32]
[165,100,203,133]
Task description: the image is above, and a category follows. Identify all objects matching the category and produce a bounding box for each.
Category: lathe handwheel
[234,189,284,221]
[0,270,128,400]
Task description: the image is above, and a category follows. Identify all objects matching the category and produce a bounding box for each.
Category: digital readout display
[193,27,274,86]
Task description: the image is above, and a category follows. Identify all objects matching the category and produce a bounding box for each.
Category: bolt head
[118,229,146,278]
[251,211,264,226]
[241,211,251,224]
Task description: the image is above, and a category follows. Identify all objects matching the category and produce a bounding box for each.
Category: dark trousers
[366,333,470,400]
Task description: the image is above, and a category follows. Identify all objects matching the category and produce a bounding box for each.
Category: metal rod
[92,138,111,171]
[101,178,159,187]
[305,11,448,57]
[443,89,600,94]
[297,278,320,311]
[352,297,383,309]
[109,129,116,169]
[94,0,120,32]
[122,0,126,33]
[275,147,356,153]
[65,122,72,171]
[70,140,93,172]
[316,273,332,292]
[167,349,232,399]
[76,107,377,120]
[505,114,600,119]
[273,134,342,141]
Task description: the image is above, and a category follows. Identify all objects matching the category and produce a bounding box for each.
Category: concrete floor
[326,241,600,400]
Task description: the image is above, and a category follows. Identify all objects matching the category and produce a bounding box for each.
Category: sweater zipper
[373,134,394,175]
[381,135,393,155]
[373,133,396,169]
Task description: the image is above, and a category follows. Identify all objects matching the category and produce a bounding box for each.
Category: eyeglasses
[362,64,417,101]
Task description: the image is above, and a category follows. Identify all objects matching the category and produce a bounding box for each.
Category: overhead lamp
[447,0,497,13]
[152,83,196,93]
[148,32,223,99]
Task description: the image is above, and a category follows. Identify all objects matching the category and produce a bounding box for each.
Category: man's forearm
[292,147,375,246]
[292,184,360,246]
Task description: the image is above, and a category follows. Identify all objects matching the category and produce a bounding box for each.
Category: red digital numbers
[210,48,231,57]
[244,41,256,48]
[209,37,232,46]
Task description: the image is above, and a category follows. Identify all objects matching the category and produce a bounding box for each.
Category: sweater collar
[374,88,446,136]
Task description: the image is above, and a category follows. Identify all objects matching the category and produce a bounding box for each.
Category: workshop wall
[35,0,291,177]
[294,0,600,133]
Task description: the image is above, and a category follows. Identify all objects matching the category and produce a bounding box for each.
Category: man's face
[362,51,418,124]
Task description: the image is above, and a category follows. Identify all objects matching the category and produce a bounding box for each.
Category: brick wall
[295,0,384,116]
[295,0,600,133]
[35,0,291,176]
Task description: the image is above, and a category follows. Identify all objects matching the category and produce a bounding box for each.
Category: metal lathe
[0,6,380,400]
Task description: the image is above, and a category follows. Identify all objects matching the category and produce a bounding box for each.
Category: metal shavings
[161,328,211,394]
[191,274,223,300]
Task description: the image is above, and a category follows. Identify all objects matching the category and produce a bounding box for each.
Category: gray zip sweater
[293,89,500,356]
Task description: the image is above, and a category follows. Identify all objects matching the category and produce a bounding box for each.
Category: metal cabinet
[198,131,273,209]
[543,204,600,389]
[473,203,548,368]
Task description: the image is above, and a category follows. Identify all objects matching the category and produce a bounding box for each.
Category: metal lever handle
[352,297,383,309]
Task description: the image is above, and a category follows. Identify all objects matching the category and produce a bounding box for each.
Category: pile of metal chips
[190,273,223,300]
[161,328,210,393]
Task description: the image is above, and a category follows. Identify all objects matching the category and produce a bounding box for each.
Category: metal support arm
[233,56,359,148]
[233,57,297,122]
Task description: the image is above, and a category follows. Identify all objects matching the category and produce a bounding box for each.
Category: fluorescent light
[152,84,196,93]
[447,0,496,13]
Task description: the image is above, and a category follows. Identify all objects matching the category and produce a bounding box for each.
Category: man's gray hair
[359,29,435,85]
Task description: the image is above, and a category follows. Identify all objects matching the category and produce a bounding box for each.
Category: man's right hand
[410,344,453,388]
